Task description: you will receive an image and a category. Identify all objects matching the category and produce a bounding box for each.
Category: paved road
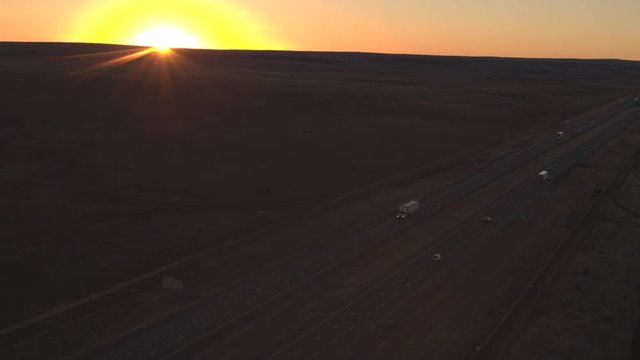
[82,100,632,360]
[264,108,639,360]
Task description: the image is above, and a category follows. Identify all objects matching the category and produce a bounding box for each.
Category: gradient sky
[2,0,639,59]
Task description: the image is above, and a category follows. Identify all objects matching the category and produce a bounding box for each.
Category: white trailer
[397,200,419,219]
[538,170,549,182]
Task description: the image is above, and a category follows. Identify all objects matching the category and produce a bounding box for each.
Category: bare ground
[2,42,640,358]
[190,107,640,359]
[481,126,640,360]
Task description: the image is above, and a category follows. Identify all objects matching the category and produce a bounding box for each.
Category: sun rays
[132,26,202,51]
[68,0,284,50]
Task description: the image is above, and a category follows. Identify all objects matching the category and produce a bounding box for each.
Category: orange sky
[1,0,639,59]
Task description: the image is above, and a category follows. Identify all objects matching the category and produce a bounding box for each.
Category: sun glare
[69,0,285,51]
[133,26,200,52]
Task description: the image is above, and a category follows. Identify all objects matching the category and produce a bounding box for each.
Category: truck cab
[397,200,419,220]
[538,170,549,182]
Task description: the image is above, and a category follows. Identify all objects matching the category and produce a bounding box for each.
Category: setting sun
[68,0,284,51]
[132,26,201,51]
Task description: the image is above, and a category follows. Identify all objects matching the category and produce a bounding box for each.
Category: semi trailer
[397,200,419,220]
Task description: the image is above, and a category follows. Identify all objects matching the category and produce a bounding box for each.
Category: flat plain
[2,42,640,359]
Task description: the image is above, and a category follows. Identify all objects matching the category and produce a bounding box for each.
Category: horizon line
[1,40,639,63]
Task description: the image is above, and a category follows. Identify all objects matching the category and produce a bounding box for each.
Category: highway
[81,100,633,360]
[264,108,639,360]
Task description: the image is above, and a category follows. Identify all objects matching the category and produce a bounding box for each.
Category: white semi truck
[397,200,419,220]
[556,131,567,140]
[538,170,549,182]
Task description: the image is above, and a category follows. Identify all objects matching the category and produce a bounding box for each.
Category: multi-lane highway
[82,100,634,360]
[264,107,639,360]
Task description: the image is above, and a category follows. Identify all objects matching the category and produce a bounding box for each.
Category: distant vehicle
[483,217,493,224]
[634,97,640,106]
[538,170,550,182]
[556,131,567,140]
[432,253,442,262]
[397,200,419,220]
[578,128,583,133]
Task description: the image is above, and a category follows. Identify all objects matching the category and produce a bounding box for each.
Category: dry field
[2,42,640,331]
[481,125,640,360]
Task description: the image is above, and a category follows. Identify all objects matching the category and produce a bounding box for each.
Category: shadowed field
[2,42,640,325]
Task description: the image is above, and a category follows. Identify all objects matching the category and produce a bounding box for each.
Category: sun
[132,26,202,52]
[65,0,284,50]
[70,0,285,51]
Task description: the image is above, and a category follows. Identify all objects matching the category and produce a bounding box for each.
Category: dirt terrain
[190,107,640,360]
[2,42,640,356]
[478,125,640,359]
